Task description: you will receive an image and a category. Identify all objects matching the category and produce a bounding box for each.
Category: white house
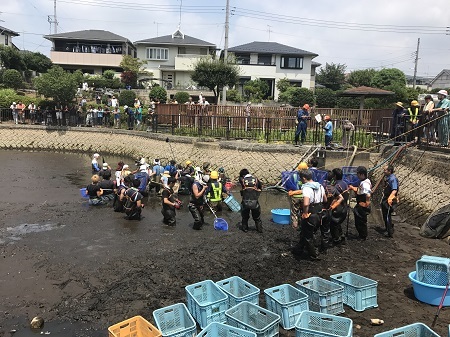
[430,69,450,90]
[0,26,19,48]
[228,41,319,100]
[134,29,217,91]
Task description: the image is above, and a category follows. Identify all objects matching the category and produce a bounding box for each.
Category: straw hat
[395,102,404,108]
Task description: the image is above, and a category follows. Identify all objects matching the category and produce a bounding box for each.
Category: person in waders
[287,162,308,229]
[239,169,263,233]
[122,179,144,220]
[349,166,371,240]
[381,165,399,238]
[85,174,106,206]
[188,175,209,230]
[207,171,229,212]
[91,153,101,174]
[329,168,348,245]
[161,177,181,226]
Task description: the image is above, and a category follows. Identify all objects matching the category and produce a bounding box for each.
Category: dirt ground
[0,150,449,337]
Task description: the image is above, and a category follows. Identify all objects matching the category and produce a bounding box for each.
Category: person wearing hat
[134,164,150,197]
[432,90,450,147]
[188,174,210,230]
[161,177,182,226]
[239,168,263,233]
[114,161,124,186]
[10,102,18,124]
[151,159,164,195]
[407,100,421,142]
[287,162,308,228]
[390,102,408,143]
[348,166,371,240]
[98,162,111,178]
[91,153,101,174]
[123,178,145,220]
[179,160,195,194]
[161,170,171,188]
[99,169,115,201]
[422,94,435,143]
[294,104,311,145]
[207,170,229,212]
[323,115,333,148]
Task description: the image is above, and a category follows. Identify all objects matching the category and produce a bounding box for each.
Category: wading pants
[188,203,205,230]
[353,204,370,239]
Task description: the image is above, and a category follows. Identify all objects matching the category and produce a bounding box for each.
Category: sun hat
[395,102,404,108]
[411,100,420,106]
[437,90,448,96]
[162,170,171,177]
[102,162,108,168]
[122,164,129,170]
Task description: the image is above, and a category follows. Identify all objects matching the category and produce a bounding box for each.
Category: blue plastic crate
[374,323,440,337]
[225,301,280,337]
[197,322,256,337]
[186,280,229,329]
[224,194,241,212]
[153,303,197,337]
[264,284,309,330]
[330,272,378,312]
[295,277,344,315]
[416,255,450,286]
[295,310,353,337]
[216,276,260,307]
[342,167,359,186]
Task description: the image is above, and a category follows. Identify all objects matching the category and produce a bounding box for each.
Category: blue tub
[271,209,290,225]
[409,271,450,306]
[80,188,89,199]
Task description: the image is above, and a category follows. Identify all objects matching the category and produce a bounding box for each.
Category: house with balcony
[134,29,217,93]
[0,26,19,48]
[44,30,136,74]
[228,41,319,100]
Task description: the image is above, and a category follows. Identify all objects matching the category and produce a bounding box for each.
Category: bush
[174,91,190,104]
[0,88,41,108]
[119,90,136,107]
[226,89,243,103]
[103,70,116,80]
[3,69,23,89]
[149,86,167,103]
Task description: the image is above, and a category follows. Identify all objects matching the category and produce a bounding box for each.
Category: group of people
[391,90,450,146]
[287,158,399,260]
[294,103,334,148]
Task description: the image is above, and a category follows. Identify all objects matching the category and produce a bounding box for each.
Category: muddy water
[0,150,291,336]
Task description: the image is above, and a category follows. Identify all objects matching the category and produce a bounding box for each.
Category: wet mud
[0,150,449,337]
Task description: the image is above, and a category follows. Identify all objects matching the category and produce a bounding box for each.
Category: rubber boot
[193,221,202,230]
[255,220,263,233]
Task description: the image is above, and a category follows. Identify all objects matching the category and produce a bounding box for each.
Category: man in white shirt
[349,166,372,240]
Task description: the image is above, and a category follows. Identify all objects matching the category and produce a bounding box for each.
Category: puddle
[2,223,64,242]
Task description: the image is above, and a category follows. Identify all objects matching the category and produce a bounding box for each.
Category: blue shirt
[297,109,309,124]
[324,121,333,136]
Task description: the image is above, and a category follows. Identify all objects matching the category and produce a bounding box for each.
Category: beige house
[44,30,136,74]
[228,41,320,100]
[134,29,217,91]
[430,69,450,90]
[0,26,19,48]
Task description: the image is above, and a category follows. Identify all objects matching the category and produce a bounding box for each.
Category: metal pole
[221,0,230,105]
[54,0,58,34]
[412,38,420,89]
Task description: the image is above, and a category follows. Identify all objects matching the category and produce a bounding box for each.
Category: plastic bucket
[80,188,89,199]
[409,271,450,306]
[214,218,228,231]
[271,209,290,225]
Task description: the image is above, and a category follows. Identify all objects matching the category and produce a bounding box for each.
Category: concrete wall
[1,125,449,222]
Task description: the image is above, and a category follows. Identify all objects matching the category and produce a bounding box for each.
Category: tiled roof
[44,30,132,43]
[228,41,317,57]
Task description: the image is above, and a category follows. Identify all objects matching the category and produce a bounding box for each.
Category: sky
[1,0,449,78]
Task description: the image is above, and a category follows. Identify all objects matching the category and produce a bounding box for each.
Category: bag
[242,199,258,210]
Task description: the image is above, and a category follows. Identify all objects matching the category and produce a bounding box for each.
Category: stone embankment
[1,124,449,221]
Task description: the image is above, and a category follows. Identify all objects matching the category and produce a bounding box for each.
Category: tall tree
[21,51,53,73]
[370,68,406,88]
[243,79,269,102]
[119,55,147,88]
[347,69,377,87]
[0,45,26,71]
[33,65,78,104]
[191,58,240,103]
[316,63,346,91]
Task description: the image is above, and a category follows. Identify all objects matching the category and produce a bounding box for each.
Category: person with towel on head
[98,162,111,178]
[91,153,101,174]
[287,162,308,229]
[188,174,210,230]
[151,159,164,195]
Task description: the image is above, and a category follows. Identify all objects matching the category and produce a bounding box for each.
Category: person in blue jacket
[323,115,333,148]
[294,104,310,145]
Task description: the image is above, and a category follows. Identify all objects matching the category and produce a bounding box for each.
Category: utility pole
[412,38,420,89]
[48,0,58,34]
[221,0,230,105]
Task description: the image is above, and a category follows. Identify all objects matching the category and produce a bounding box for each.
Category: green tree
[315,88,337,108]
[0,45,26,71]
[371,68,406,88]
[174,91,190,104]
[276,78,291,93]
[103,70,116,80]
[149,85,168,103]
[119,90,136,106]
[33,65,78,104]
[316,63,346,91]
[226,89,243,103]
[279,87,314,107]
[191,58,240,103]
[119,55,147,89]
[347,69,377,87]
[21,51,53,73]
[3,69,23,89]
[243,79,269,102]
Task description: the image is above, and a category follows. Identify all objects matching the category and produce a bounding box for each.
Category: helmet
[297,162,308,170]
[210,171,219,179]
[324,115,331,120]
[411,100,420,106]
[185,160,192,166]
[202,175,210,183]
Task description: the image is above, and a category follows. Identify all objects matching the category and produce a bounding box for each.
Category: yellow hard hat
[411,100,420,106]
[185,160,192,166]
[297,162,308,170]
[210,171,219,179]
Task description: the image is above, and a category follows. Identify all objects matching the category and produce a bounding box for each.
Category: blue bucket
[214,218,228,231]
[409,271,450,306]
[80,188,89,199]
[271,209,290,225]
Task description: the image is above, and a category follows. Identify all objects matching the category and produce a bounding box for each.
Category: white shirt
[111,98,118,107]
[357,179,372,195]
[302,183,325,204]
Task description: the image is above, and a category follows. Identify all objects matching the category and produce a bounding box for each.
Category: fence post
[226,116,231,140]
[171,114,175,135]
[154,113,158,133]
[199,114,203,136]
[265,118,271,143]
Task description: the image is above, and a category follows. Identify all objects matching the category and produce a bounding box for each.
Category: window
[235,53,250,65]
[280,56,303,69]
[258,54,272,65]
[178,47,186,54]
[146,47,169,60]
[5,35,9,46]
